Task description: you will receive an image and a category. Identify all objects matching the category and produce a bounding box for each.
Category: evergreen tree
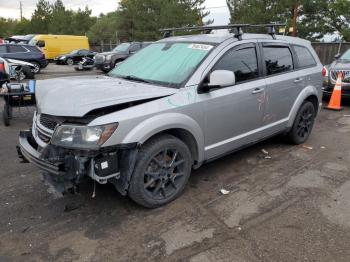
[31,0,52,34]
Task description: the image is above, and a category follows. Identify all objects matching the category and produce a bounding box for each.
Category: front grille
[39,114,58,131]
[331,70,350,83]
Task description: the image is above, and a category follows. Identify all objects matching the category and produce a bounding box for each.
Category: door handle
[294,78,303,83]
[252,88,264,94]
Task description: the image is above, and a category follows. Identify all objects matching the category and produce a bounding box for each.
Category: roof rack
[159,23,286,40]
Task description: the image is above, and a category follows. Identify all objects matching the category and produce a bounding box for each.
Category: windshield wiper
[121,75,152,84]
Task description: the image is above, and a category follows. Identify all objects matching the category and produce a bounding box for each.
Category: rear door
[0,45,8,57]
[7,44,30,61]
[259,42,300,133]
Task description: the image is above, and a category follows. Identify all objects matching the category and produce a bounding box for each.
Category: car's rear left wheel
[287,101,316,145]
[128,134,192,208]
[31,61,40,73]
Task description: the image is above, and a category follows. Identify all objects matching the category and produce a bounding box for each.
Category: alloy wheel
[143,149,186,200]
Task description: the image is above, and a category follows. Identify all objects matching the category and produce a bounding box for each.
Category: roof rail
[159,23,286,40]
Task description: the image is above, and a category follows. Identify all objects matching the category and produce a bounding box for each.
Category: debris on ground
[21,226,32,233]
[220,189,230,195]
[344,115,350,117]
[261,149,269,155]
[64,203,83,212]
[321,146,326,149]
[264,155,272,159]
[302,145,313,150]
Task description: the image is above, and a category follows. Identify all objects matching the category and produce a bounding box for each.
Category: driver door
[202,43,267,159]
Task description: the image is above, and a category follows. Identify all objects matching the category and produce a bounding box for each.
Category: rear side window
[213,46,259,83]
[9,45,27,53]
[293,45,316,68]
[0,45,6,53]
[263,46,293,76]
[27,46,41,53]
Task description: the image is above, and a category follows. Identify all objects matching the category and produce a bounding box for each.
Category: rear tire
[128,134,192,208]
[30,61,41,74]
[287,101,316,145]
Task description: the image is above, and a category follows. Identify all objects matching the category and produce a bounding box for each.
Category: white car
[0,57,35,81]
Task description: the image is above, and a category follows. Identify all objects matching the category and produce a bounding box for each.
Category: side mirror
[334,53,341,60]
[199,70,236,93]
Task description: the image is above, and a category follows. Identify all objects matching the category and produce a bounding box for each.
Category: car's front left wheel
[128,134,192,208]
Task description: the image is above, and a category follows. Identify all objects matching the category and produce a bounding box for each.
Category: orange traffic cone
[325,73,343,111]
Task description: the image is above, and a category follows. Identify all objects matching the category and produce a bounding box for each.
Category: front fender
[287,85,321,127]
[121,113,205,163]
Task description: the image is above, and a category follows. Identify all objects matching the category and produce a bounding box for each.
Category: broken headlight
[51,123,118,149]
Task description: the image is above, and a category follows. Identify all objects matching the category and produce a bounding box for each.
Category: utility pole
[20,1,23,21]
[292,1,299,37]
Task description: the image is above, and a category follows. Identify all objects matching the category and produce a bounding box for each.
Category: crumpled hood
[36,76,177,117]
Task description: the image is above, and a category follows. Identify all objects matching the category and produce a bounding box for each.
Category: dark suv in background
[323,48,350,98]
[94,42,151,72]
[0,44,48,73]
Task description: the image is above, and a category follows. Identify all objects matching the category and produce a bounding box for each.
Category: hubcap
[143,149,185,200]
[296,106,313,138]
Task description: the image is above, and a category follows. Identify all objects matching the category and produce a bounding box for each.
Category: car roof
[158,33,311,46]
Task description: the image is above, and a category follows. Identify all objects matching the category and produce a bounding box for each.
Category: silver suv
[18,25,323,208]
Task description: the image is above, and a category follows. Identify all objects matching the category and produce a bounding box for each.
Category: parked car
[54,49,97,65]
[94,42,152,72]
[323,48,350,98]
[5,34,36,44]
[29,35,90,60]
[18,25,323,208]
[0,43,47,73]
[5,58,35,80]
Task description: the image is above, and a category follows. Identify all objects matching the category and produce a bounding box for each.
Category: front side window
[293,45,316,68]
[213,45,259,83]
[109,42,213,87]
[9,45,26,53]
[263,46,293,76]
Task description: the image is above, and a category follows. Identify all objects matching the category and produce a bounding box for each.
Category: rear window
[293,45,317,68]
[263,46,293,76]
[9,45,27,53]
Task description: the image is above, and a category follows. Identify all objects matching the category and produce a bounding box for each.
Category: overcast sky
[0,0,230,24]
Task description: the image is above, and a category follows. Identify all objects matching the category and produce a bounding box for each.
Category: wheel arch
[287,86,321,128]
[121,113,205,164]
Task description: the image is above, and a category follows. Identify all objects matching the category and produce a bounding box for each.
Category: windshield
[341,49,350,60]
[113,43,131,52]
[28,38,36,46]
[109,42,213,87]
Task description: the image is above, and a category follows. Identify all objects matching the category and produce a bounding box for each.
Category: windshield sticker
[188,44,213,51]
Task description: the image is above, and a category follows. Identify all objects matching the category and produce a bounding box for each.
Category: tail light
[0,62,5,73]
[322,66,328,77]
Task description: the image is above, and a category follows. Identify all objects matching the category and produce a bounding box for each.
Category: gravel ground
[1,65,350,261]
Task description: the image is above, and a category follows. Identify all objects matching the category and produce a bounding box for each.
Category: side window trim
[208,42,262,86]
[259,42,295,78]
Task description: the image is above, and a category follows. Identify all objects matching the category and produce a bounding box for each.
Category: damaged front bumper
[18,130,138,196]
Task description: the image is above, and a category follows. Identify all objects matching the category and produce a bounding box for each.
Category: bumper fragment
[18,130,61,175]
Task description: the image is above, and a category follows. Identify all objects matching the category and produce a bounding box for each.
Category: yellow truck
[29,35,90,60]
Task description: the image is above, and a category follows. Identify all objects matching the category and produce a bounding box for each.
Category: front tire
[66,58,74,66]
[128,134,192,208]
[287,101,316,145]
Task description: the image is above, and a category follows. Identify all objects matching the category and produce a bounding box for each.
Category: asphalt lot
[1,64,350,262]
